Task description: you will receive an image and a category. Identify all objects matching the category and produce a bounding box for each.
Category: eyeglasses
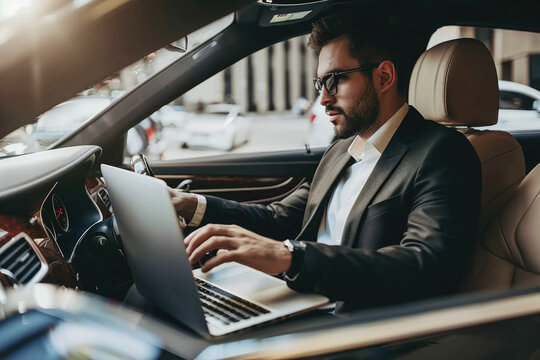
[313,65,377,96]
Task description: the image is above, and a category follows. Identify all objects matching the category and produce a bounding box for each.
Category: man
[171,13,481,313]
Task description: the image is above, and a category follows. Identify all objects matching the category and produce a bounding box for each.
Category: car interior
[407,36,540,293]
[1,0,540,358]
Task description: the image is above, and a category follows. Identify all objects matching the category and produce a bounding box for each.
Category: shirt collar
[348,103,409,161]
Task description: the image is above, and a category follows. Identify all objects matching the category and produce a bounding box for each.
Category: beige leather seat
[463,164,540,290]
[409,38,526,234]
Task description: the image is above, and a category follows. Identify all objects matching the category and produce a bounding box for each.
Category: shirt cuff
[187,194,206,227]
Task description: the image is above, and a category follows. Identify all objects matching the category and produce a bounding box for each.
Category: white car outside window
[489,80,540,131]
[183,104,251,151]
[34,97,112,144]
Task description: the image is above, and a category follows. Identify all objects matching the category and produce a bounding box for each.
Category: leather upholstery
[464,164,540,291]
[409,38,499,127]
[409,38,525,234]
[410,38,537,292]
[461,129,525,232]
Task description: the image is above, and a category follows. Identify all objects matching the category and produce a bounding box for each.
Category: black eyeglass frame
[313,64,378,96]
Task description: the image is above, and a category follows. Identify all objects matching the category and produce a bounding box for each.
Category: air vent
[98,188,112,210]
[0,236,43,284]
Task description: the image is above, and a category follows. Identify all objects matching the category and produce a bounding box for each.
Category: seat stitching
[482,244,539,274]
[465,245,489,289]
[497,216,515,264]
[482,177,524,208]
[442,44,459,119]
[479,146,522,165]
[411,53,425,104]
[513,189,540,270]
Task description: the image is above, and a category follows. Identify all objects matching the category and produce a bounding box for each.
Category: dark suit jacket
[201,107,481,313]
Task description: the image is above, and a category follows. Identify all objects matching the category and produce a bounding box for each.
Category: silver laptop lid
[101,164,208,336]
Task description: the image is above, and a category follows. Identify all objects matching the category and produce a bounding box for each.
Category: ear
[373,60,397,94]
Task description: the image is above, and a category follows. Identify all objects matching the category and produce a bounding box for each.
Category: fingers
[184,224,260,269]
[200,250,238,272]
[188,235,237,264]
[184,224,238,250]
[167,187,177,197]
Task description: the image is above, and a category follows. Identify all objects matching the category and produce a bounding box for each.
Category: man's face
[317,36,379,139]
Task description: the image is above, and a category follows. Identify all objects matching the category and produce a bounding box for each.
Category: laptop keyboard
[195,278,270,327]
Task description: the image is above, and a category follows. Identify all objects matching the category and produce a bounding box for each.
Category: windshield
[0,12,234,157]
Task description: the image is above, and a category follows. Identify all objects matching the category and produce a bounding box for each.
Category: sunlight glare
[0,0,32,21]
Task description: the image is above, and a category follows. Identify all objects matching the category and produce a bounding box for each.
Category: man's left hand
[184,224,292,275]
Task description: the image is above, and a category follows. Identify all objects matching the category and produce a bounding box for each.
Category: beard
[327,79,379,139]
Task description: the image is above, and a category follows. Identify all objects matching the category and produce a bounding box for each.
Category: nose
[319,87,335,107]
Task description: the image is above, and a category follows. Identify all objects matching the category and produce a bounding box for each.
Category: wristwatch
[283,239,306,281]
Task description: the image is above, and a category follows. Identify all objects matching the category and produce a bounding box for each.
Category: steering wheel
[130,153,155,177]
[130,153,194,191]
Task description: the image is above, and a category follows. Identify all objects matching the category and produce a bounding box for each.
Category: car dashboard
[0,146,130,299]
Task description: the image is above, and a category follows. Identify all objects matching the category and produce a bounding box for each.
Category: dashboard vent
[0,237,42,284]
[98,188,112,210]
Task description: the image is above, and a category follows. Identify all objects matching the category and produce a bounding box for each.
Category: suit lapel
[340,108,422,247]
[340,138,408,247]
[296,143,355,241]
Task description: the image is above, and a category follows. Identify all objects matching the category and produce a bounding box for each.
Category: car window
[155,26,540,162]
[499,90,536,110]
[0,13,234,157]
[146,34,320,161]
[428,26,540,132]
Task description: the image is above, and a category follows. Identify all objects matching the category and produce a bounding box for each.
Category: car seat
[462,163,540,290]
[408,38,526,234]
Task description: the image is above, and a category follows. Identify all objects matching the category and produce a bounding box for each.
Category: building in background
[184,27,540,114]
[182,35,318,113]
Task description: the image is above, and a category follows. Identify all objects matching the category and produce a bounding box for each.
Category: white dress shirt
[317,103,409,246]
[185,193,207,227]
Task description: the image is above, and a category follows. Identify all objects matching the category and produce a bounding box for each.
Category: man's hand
[184,224,292,275]
[167,187,198,222]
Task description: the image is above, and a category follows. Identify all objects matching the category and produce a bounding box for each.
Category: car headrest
[409,38,498,127]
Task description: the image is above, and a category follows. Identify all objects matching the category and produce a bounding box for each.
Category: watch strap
[284,239,305,281]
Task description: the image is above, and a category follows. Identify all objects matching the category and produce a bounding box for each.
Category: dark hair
[308,11,407,95]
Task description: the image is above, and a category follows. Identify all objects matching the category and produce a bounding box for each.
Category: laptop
[101,164,329,337]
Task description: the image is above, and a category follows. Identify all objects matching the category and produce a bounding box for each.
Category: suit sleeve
[288,132,481,308]
[197,140,343,240]
[200,182,311,240]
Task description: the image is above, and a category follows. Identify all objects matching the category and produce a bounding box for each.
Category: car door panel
[152,148,325,203]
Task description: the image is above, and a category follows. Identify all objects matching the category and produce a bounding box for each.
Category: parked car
[33,96,113,145]
[306,80,540,147]
[150,104,188,129]
[31,96,166,156]
[183,103,251,150]
[1,0,540,359]
[305,95,334,147]
[491,80,540,131]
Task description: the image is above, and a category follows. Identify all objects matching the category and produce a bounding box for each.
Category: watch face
[285,240,306,251]
[284,239,294,251]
